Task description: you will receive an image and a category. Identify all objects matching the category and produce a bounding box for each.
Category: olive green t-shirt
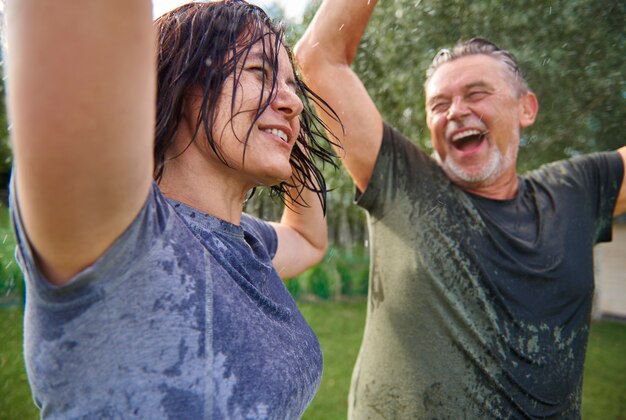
[350,123,623,419]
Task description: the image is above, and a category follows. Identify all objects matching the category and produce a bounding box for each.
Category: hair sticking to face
[425,37,530,98]
[154,0,340,212]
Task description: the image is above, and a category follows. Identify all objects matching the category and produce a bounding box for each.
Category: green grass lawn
[580,320,626,419]
[0,308,39,419]
[299,301,366,420]
[1,302,624,419]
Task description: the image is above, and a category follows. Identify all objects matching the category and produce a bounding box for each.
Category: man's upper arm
[6,1,155,284]
[295,0,383,192]
[613,147,626,216]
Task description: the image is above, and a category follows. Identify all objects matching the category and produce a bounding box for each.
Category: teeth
[451,129,483,142]
[266,128,288,142]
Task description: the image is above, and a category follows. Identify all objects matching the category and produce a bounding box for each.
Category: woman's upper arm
[5,0,156,284]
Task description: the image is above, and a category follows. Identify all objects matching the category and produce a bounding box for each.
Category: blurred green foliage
[0,77,11,187]
[284,245,369,301]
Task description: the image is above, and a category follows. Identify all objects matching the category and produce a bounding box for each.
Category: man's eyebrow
[426,81,495,106]
[464,81,494,91]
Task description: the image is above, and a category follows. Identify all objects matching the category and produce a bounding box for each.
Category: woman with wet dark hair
[6,1,337,417]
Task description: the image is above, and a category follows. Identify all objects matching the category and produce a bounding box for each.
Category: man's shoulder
[523,151,622,185]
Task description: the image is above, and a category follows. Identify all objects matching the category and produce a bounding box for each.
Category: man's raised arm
[295,0,381,192]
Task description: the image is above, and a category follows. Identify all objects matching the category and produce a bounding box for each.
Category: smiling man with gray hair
[296,0,626,417]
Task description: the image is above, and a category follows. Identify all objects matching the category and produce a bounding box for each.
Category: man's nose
[446,98,470,120]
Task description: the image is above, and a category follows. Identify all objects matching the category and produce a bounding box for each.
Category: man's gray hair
[425,37,530,97]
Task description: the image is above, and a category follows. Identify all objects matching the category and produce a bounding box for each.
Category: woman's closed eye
[247,64,272,80]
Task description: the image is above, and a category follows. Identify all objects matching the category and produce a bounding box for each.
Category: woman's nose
[272,81,304,119]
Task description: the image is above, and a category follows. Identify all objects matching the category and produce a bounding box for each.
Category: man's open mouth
[450,129,488,152]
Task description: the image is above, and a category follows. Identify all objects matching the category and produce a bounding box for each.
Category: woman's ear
[519,91,538,128]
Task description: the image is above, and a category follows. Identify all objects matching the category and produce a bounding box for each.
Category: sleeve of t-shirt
[535,151,624,244]
[568,151,624,243]
[355,122,448,218]
[10,180,172,303]
[240,213,278,259]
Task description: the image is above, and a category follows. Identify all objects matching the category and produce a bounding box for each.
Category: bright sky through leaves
[152,0,308,22]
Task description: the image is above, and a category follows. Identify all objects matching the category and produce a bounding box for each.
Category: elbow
[276,240,328,281]
[304,238,329,272]
[313,240,329,267]
[294,37,340,78]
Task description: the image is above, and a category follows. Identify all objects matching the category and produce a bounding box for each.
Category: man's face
[425,54,536,192]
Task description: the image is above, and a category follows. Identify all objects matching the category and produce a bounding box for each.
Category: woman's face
[201,36,304,188]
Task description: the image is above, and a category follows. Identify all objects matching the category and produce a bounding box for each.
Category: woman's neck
[158,149,250,225]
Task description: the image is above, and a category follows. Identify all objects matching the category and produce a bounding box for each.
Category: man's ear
[519,91,538,128]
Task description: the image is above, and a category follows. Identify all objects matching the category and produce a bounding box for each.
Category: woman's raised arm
[6,0,156,284]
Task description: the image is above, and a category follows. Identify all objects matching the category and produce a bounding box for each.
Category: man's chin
[443,152,504,186]
[442,164,499,191]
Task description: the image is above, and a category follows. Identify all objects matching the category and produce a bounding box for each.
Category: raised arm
[614,147,626,216]
[295,0,382,192]
[6,0,155,284]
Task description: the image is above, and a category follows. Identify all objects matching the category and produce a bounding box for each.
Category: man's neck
[460,173,519,200]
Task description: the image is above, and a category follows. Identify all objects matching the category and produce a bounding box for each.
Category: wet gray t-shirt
[12,183,322,419]
[349,123,623,419]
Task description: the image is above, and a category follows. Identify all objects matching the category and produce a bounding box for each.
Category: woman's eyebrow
[243,49,299,89]
[244,51,265,64]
